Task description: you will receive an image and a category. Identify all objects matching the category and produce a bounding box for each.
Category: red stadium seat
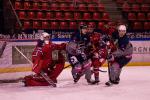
[136,0,144,3]
[88,4,96,11]
[33,21,40,29]
[74,12,82,20]
[78,4,87,11]
[50,3,58,10]
[28,12,35,19]
[79,22,87,26]
[141,4,149,12]
[97,22,104,29]
[46,12,54,19]
[132,4,140,12]
[147,13,150,20]
[93,12,101,20]
[83,13,91,20]
[42,21,49,29]
[128,0,135,4]
[69,4,75,11]
[24,2,30,10]
[55,12,63,20]
[15,1,21,10]
[60,3,67,11]
[84,0,91,3]
[102,13,109,21]
[18,11,25,19]
[41,3,49,10]
[50,22,59,29]
[133,22,142,30]
[64,12,73,20]
[137,13,146,21]
[88,22,96,28]
[37,12,43,19]
[128,13,136,21]
[60,22,68,29]
[23,21,31,29]
[144,22,150,30]
[69,22,77,29]
[122,3,130,12]
[75,0,83,3]
[98,4,105,12]
[33,2,39,10]
[116,0,124,5]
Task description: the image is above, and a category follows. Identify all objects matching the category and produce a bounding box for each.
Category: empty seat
[97,22,104,29]
[78,22,87,26]
[55,12,63,20]
[23,21,30,29]
[93,12,101,20]
[74,12,82,20]
[116,0,124,5]
[18,11,26,19]
[46,12,54,19]
[132,4,140,12]
[60,3,67,11]
[33,21,40,29]
[84,0,91,3]
[122,3,130,12]
[98,4,105,12]
[24,2,30,10]
[42,21,49,29]
[69,4,75,11]
[60,22,68,29]
[88,4,96,11]
[88,22,96,28]
[128,0,135,4]
[15,1,21,10]
[41,3,49,10]
[50,3,59,10]
[28,12,35,19]
[128,13,136,21]
[83,13,91,20]
[144,22,150,30]
[32,2,39,10]
[136,0,144,3]
[69,22,77,29]
[64,12,73,20]
[102,13,109,21]
[50,22,59,29]
[78,4,87,11]
[137,13,146,21]
[147,13,150,20]
[133,22,142,30]
[37,12,44,19]
[141,4,149,12]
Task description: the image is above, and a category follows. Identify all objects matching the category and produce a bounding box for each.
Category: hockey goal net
[0,39,37,83]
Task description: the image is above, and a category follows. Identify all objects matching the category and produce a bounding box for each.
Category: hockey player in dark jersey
[67,24,94,84]
[105,25,133,86]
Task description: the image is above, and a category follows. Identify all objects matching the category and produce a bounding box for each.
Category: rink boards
[0,40,150,73]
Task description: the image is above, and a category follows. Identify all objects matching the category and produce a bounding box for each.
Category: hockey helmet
[118,25,126,31]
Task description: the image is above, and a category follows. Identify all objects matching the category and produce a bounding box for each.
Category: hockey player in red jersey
[87,24,107,84]
[24,32,66,86]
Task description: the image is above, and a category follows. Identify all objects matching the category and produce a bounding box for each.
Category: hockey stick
[14,46,56,87]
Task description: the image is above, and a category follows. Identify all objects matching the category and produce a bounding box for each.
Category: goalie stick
[14,46,56,87]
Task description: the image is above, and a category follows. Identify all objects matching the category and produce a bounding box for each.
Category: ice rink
[0,66,150,100]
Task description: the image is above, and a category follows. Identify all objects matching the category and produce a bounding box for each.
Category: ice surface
[0,66,150,100]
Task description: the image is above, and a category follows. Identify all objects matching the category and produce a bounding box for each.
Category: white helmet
[118,25,126,31]
[42,32,50,37]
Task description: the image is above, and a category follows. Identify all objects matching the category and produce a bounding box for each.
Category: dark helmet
[79,24,88,30]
